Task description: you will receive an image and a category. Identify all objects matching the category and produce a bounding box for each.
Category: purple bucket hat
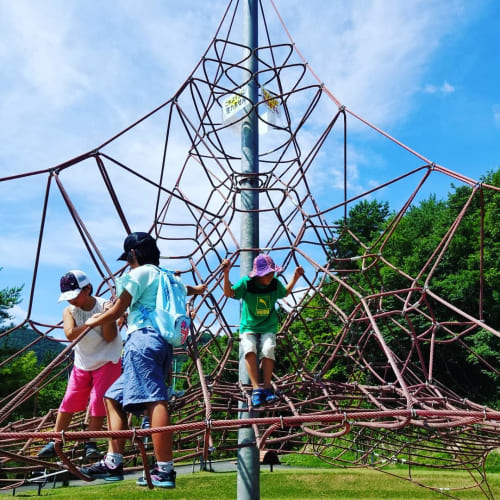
[249,254,282,278]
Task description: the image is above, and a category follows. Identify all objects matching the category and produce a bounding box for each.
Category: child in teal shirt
[222,254,304,406]
[80,232,206,488]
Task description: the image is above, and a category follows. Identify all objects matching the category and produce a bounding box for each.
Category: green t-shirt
[232,276,287,334]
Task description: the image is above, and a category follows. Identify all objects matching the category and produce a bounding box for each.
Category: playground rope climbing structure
[0,1,499,497]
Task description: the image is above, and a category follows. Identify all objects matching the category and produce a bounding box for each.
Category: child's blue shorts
[105,327,173,415]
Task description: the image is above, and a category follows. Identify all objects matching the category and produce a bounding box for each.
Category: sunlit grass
[18,468,500,499]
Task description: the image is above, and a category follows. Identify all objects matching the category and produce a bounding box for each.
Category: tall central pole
[237,1,259,499]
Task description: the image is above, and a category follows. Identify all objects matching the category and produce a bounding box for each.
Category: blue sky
[0,0,499,332]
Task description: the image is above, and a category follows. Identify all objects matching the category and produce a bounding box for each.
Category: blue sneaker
[84,441,101,460]
[80,459,124,481]
[263,388,279,404]
[37,441,56,458]
[251,389,265,407]
[136,468,176,488]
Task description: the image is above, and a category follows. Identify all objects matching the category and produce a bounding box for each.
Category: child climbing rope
[221,254,304,406]
[79,232,207,488]
[38,270,122,460]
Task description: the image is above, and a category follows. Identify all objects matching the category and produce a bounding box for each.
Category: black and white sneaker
[80,459,124,481]
[136,467,176,488]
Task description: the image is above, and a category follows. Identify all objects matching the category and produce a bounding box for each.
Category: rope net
[1,0,499,497]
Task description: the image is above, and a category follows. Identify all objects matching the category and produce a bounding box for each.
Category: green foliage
[0,350,39,386]
[173,333,239,404]
[0,342,67,419]
[0,327,67,418]
[0,350,39,419]
[37,375,69,415]
[330,199,391,266]
[0,327,67,419]
[485,450,500,472]
[281,449,500,474]
[307,170,500,406]
[0,267,23,330]
[279,299,350,381]
[0,327,65,364]
[380,169,500,405]
[383,169,500,327]
[280,452,333,468]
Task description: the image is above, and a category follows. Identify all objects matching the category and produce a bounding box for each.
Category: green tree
[330,200,391,265]
[383,169,500,328]
[312,169,500,406]
[0,350,39,419]
[0,268,23,331]
[380,170,500,405]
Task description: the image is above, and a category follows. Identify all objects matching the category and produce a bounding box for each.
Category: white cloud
[0,0,227,179]
[0,0,468,180]
[5,304,28,326]
[0,2,90,107]
[423,81,456,94]
[271,0,465,127]
[441,81,456,93]
[494,105,500,126]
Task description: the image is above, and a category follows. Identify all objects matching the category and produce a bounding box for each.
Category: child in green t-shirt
[222,254,304,406]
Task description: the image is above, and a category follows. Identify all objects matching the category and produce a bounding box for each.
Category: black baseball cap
[117,232,155,261]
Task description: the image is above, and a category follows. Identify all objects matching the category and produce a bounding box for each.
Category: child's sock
[157,460,174,473]
[105,452,123,468]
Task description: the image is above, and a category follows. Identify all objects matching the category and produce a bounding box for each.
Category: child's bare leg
[54,411,73,432]
[147,401,172,462]
[261,357,274,389]
[104,397,127,454]
[87,416,105,431]
[245,352,260,389]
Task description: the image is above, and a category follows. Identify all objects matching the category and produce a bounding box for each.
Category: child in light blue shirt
[80,232,206,489]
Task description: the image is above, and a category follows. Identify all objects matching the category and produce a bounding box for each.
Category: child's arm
[186,284,207,296]
[101,301,119,342]
[285,266,304,296]
[221,259,235,298]
[62,307,90,342]
[85,292,132,329]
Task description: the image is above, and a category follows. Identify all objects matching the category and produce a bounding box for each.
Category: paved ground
[2,459,291,496]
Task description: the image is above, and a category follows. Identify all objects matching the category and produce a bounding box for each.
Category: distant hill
[0,327,66,364]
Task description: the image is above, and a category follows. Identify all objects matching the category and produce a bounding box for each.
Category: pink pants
[59,361,122,417]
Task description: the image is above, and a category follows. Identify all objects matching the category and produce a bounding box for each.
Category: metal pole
[237,1,259,499]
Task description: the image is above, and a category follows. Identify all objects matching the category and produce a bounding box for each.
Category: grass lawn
[15,468,500,499]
